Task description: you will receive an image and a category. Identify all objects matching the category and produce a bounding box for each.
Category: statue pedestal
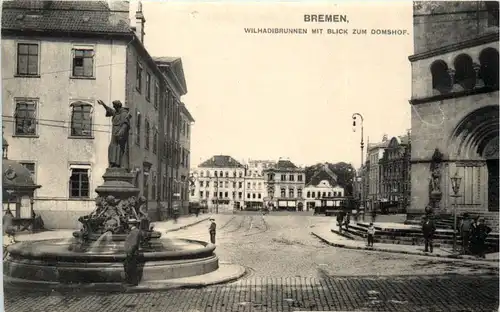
[95,168,140,199]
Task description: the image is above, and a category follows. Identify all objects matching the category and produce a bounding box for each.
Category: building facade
[379,135,411,213]
[263,159,306,211]
[304,180,345,210]
[366,137,389,212]
[190,155,245,213]
[409,2,499,220]
[244,159,275,210]
[1,1,193,228]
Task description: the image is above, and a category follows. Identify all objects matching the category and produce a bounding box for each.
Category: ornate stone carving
[428,148,444,213]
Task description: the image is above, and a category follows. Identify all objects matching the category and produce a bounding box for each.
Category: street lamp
[352,113,365,210]
[450,171,462,253]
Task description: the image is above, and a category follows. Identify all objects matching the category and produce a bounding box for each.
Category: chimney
[135,1,146,43]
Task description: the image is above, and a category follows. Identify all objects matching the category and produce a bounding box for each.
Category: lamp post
[450,171,462,254]
[211,172,220,214]
[352,113,365,168]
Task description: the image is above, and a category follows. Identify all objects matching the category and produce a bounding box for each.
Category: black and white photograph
[1,1,499,311]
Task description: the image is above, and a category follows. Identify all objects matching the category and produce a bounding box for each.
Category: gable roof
[306,163,338,187]
[154,57,188,96]
[2,0,131,34]
[199,155,244,168]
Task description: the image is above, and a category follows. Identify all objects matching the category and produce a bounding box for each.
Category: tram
[314,196,358,216]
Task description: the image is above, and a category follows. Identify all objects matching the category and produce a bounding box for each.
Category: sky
[131,1,413,168]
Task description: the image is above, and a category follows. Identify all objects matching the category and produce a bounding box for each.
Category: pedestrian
[422,214,436,253]
[209,218,216,244]
[470,218,491,258]
[367,222,375,247]
[344,213,351,231]
[123,219,142,286]
[371,208,377,223]
[336,212,344,233]
[460,213,473,254]
[173,206,179,223]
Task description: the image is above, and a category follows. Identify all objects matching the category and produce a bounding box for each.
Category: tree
[328,162,356,196]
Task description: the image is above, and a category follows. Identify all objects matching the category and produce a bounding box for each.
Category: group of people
[421,213,492,257]
[336,211,351,233]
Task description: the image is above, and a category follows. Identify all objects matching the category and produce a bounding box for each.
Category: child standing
[367,222,375,247]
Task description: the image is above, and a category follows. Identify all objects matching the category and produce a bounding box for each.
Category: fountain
[3,99,244,291]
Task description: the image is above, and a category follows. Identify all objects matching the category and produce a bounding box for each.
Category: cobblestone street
[5,213,499,312]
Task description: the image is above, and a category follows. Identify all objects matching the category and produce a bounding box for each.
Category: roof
[306,163,338,187]
[153,56,188,96]
[367,140,390,151]
[180,103,195,123]
[199,155,244,168]
[2,0,131,34]
[2,159,40,190]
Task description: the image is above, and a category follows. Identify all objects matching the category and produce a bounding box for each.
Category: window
[144,119,150,150]
[289,174,295,181]
[199,181,204,187]
[17,43,39,76]
[281,174,286,181]
[225,181,229,188]
[312,192,316,198]
[298,174,303,182]
[72,48,94,77]
[247,182,251,188]
[20,162,36,182]
[328,192,332,197]
[297,188,302,198]
[70,102,92,137]
[213,192,217,197]
[69,166,90,198]
[219,181,223,188]
[239,172,243,177]
[14,99,37,136]
[252,193,256,199]
[154,83,159,109]
[238,192,242,199]
[136,62,143,93]
[307,191,311,198]
[152,128,158,154]
[239,182,243,188]
[258,193,261,199]
[225,171,229,177]
[200,171,204,178]
[135,109,141,146]
[199,191,203,198]
[219,191,223,198]
[145,73,151,101]
[281,188,286,198]
[289,188,295,198]
[224,191,228,198]
[219,171,223,177]
[247,193,251,199]
[232,191,236,198]
[205,191,209,198]
[206,181,210,187]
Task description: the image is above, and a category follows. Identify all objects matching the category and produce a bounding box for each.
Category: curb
[311,232,498,263]
[4,264,246,294]
[164,217,210,233]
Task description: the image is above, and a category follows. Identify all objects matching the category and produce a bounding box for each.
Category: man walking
[209,218,216,244]
[124,219,142,286]
[422,214,436,253]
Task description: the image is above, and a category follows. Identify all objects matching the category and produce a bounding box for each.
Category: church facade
[408,2,499,222]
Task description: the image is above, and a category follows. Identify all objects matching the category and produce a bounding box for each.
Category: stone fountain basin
[72,231,162,242]
[4,238,219,284]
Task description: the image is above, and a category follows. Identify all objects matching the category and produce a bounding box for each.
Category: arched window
[152,127,158,154]
[453,54,475,90]
[479,47,499,89]
[144,119,150,150]
[70,101,93,137]
[430,60,452,93]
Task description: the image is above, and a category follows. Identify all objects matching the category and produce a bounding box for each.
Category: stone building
[263,158,306,211]
[1,1,193,228]
[190,155,245,213]
[379,135,411,213]
[244,159,275,210]
[304,180,344,211]
[408,2,498,221]
[366,137,390,212]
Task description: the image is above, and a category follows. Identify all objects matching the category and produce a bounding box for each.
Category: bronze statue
[430,168,441,193]
[97,100,132,170]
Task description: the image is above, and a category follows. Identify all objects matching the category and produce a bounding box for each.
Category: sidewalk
[311,225,499,263]
[13,215,210,242]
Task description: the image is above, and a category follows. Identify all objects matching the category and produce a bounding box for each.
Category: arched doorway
[450,105,499,211]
